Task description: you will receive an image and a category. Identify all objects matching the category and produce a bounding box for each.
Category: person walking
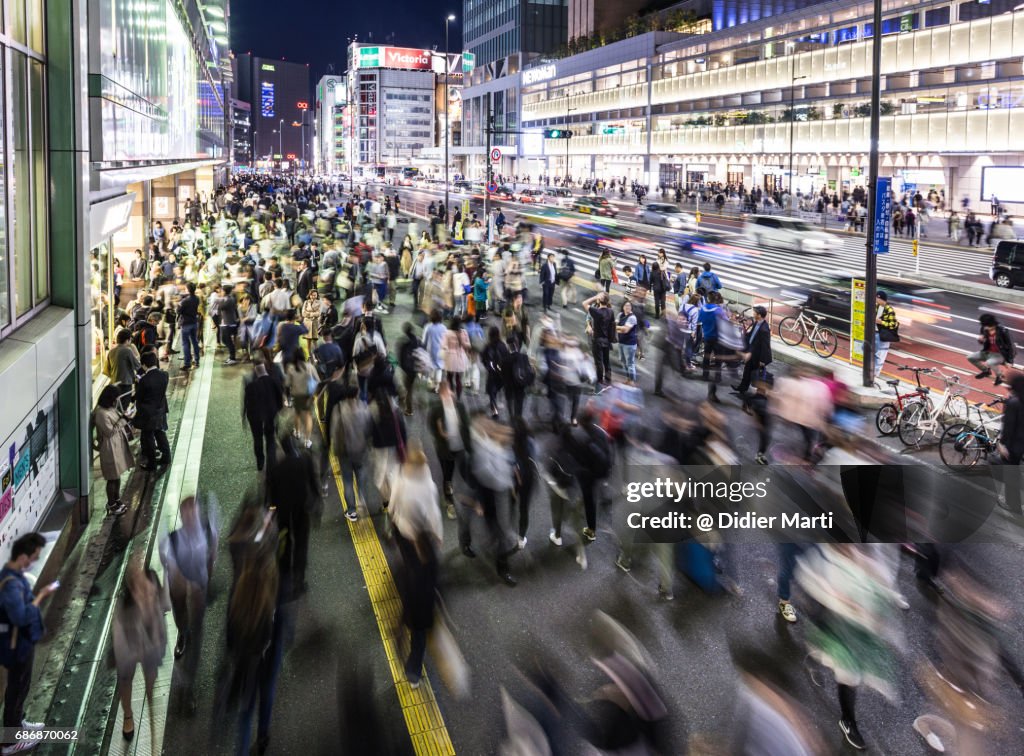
[650,261,669,319]
[134,351,171,471]
[284,350,319,447]
[597,250,614,293]
[539,253,558,313]
[968,313,1016,386]
[112,566,170,742]
[214,283,240,365]
[733,306,772,394]
[481,326,510,419]
[442,317,472,399]
[616,301,639,384]
[93,385,133,517]
[583,292,616,388]
[429,380,471,521]
[370,389,408,511]
[300,289,321,356]
[0,532,53,754]
[178,281,202,371]
[330,386,373,521]
[558,249,577,308]
[243,355,284,472]
[389,442,442,688]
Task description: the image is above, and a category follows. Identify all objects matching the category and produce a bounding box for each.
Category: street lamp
[279,118,284,169]
[444,13,456,226]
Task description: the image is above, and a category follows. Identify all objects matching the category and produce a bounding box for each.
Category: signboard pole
[862,0,884,388]
[851,278,866,364]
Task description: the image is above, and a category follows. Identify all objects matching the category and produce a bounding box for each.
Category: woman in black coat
[650,262,669,319]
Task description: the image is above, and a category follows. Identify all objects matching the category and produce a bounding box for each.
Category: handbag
[878,325,900,343]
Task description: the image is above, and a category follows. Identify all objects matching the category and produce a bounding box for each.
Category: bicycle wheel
[778,317,805,347]
[897,402,927,446]
[942,394,969,425]
[811,326,838,358]
[939,424,985,467]
[875,403,899,435]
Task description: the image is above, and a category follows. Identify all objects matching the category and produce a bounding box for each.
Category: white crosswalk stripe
[540,229,990,298]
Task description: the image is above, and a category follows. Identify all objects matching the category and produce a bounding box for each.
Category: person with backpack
[557,249,577,308]
[503,336,534,420]
[874,291,899,378]
[94,385,133,517]
[397,322,422,416]
[969,313,1016,386]
[370,388,408,511]
[464,416,518,586]
[284,350,319,447]
[0,532,54,753]
[650,261,669,319]
[481,326,510,419]
[696,262,722,295]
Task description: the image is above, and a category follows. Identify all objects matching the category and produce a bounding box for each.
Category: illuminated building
[315,75,347,175]
[234,54,311,170]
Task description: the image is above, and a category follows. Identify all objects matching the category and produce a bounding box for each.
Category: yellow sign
[912,239,919,257]
[695,211,701,224]
[851,278,866,363]
[462,199,470,221]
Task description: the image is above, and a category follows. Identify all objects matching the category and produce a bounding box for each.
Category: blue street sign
[487,182,497,193]
[873,176,892,255]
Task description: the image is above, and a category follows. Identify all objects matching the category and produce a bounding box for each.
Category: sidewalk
[28,333,212,755]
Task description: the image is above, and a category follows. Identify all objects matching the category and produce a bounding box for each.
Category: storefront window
[31,60,48,303]
[89,244,114,382]
[5,0,28,44]
[0,53,8,330]
[11,51,32,317]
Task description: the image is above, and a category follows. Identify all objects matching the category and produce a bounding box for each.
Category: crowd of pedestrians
[66,171,1024,756]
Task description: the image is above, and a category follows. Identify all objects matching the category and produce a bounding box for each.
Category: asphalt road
[154,260,1024,756]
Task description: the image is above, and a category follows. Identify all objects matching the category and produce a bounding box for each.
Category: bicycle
[777,308,838,358]
[896,371,969,447]
[939,399,1003,467]
[875,365,934,435]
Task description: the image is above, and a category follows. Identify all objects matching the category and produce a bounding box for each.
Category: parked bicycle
[776,308,838,358]
[896,371,969,446]
[875,365,934,435]
[939,398,1004,467]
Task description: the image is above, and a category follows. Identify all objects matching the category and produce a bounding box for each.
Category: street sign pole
[862,0,884,388]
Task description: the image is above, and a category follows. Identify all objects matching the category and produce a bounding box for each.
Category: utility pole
[444,14,455,227]
[863,0,884,387]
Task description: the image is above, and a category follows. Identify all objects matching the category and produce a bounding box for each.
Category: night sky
[231,0,462,82]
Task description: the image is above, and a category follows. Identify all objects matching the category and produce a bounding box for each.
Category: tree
[832,103,845,118]
[625,16,644,38]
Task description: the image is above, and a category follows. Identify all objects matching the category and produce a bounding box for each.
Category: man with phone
[0,532,54,754]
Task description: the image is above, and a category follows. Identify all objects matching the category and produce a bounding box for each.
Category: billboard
[355,45,432,71]
[261,82,275,117]
[981,166,1024,204]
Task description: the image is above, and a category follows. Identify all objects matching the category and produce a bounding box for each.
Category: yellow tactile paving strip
[321,417,455,756]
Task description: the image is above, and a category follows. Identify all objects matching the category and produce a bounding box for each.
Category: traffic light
[544,129,574,139]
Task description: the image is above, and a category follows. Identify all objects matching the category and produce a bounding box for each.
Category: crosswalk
[537,225,991,298]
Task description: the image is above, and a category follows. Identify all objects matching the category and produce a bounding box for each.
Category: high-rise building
[234,54,311,170]
[232,99,253,167]
[456,0,569,177]
[314,75,347,175]
[346,43,465,176]
[568,0,650,41]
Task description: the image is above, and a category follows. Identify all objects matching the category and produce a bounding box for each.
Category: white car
[744,214,837,253]
[543,187,574,207]
[640,203,697,231]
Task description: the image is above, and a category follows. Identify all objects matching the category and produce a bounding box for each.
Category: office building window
[4,47,49,328]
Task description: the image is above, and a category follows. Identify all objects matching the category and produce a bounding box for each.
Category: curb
[895,271,1024,304]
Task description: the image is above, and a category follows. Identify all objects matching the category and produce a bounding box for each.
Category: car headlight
[667,217,682,227]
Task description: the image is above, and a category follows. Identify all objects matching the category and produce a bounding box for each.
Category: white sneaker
[517,536,527,550]
[548,529,562,547]
[21,721,44,731]
[779,600,797,623]
[895,594,910,611]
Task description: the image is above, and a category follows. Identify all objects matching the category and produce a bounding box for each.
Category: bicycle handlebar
[897,365,935,374]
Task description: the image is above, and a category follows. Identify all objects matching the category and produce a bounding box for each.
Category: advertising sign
[355,46,433,71]
[873,176,892,255]
[0,393,57,550]
[851,278,866,363]
[261,82,275,117]
[522,64,557,85]
[462,52,475,73]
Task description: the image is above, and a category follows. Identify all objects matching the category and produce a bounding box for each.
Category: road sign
[490,147,502,162]
[872,176,892,255]
[851,278,866,363]
[487,182,497,193]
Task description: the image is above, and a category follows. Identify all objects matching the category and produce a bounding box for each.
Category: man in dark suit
[134,351,171,470]
[295,259,315,302]
[734,305,772,394]
[539,252,558,313]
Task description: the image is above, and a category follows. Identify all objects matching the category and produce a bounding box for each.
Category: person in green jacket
[598,250,614,293]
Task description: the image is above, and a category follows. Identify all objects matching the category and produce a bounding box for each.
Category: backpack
[697,271,717,293]
[583,427,612,479]
[997,325,1017,364]
[508,351,535,389]
[331,401,370,462]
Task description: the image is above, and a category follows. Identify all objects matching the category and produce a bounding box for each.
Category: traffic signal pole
[484,105,492,237]
[862,0,883,388]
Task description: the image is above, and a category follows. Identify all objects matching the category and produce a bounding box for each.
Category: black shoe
[154,456,170,467]
[974,370,992,379]
[995,376,1004,386]
[174,634,187,660]
[653,390,666,398]
[839,719,866,751]
[498,571,517,587]
[139,464,156,472]
[107,500,128,517]
[255,735,270,755]
[461,545,477,559]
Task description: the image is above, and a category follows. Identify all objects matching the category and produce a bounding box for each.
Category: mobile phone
[48,580,60,591]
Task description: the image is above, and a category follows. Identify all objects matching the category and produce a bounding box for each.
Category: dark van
[992,240,1024,288]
